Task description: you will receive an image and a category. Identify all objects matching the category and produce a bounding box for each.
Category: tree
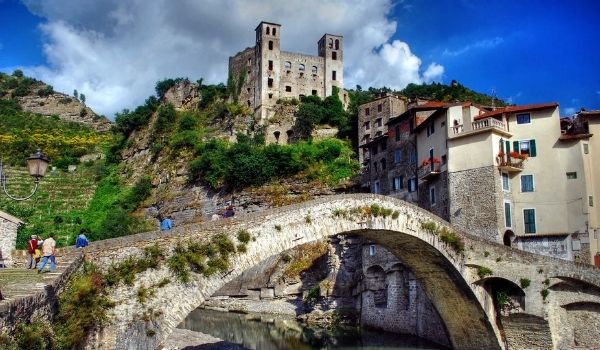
[73,89,79,100]
[80,93,86,105]
[12,69,24,78]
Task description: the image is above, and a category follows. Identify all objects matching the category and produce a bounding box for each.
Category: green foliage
[543,278,550,286]
[520,278,531,289]
[214,233,236,256]
[237,229,251,243]
[439,228,465,253]
[12,69,24,78]
[54,263,113,350]
[274,224,282,231]
[496,291,509,309]
[188,137,358,190]
[113,96,159,137]
[237,243,247,253]
[484,251,490,257]
[541,288,549,300]
[391,211,400,219]
[37,85,54,97]
[421,221,438,233]
[8,319,55,350]
[105,245,164,287]
[477,266,493,279]
[198,83,227,109]
[400,81,507,107]
[304,284,320,306]
[293,88,349,139]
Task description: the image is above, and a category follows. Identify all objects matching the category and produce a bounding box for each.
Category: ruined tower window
[285,86,292,92]
[268,41,273,50]
[332,70,337,80]
[247,100,251,107]
[299,64,305,71]
[312,66,317,74]
[369,245,376,256]
[266,26,270,35]
[268,93,273,99]
[365,107,370,116]
[247,88,251,93]
[329,38,333,48]
[268,60,273,70]
[335,39,340,50]
[332,51,337,60]
[273,28,276,35]
[364,121,370,130]
[268,78,273,88]
[286,130,293,143]
[247,58,251,66]
[299,94,305,99]
[274,131,280,143]
[312,90,317,96]
[284,61,292,70]
[378,104,382,112]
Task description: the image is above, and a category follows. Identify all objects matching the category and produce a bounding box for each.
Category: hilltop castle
[229,21,344,143]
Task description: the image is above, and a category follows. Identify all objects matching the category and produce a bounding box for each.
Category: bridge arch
[83,194,600,350]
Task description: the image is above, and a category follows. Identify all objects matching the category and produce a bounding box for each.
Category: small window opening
[268,41,273,50]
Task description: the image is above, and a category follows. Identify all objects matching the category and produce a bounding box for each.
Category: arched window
[328,38,333,48]
[335,39,340,50]
[266,27,270,35]
[298,64,305,71]
[284,61,292,69]
[286,130,293,143]
[312,66,318,74]
[332,52,337,60]
[268,41,273,50]
[274,131,281,143]
[273,28,276,35]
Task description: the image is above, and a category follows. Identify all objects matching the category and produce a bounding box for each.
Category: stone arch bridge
[77,194,600,350]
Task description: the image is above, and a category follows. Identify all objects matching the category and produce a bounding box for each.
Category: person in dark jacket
[27,235,38,269]
[75,230,89,248]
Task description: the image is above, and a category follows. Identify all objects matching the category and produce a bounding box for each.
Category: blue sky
[0,0,599,117]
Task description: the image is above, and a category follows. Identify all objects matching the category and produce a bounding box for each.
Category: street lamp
[0,149,49,201]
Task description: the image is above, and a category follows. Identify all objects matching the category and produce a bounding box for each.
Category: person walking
[38,234,56,273]
[160,216,173,231]
[75,230,89,248]
[27,235,38,269]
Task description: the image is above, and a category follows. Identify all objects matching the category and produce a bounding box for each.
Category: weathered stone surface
[162,81,200,110]
[0,211,21,267]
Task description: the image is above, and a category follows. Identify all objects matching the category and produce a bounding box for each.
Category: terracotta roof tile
[474,102,558,120]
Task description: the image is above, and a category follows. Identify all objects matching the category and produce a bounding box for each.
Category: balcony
[418,163,442,181]
[497,154,524,172]
[472,117,507,131]
[449,117,511,139]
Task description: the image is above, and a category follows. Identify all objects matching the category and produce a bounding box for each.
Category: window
[513,139,537,157]
[312,90,317,95]
[266,27,270,35]
[430,186,436,206]
[312,66,318,74]
[521,175,534,192]
[267,78,273,88]
[375,131,382,137]
[504,202,512,228]
[268,41,273,50]
[284,61,291,69]
[516,113,531,124]
[247,100,251,107]
[394,149,401,164]
[273,28,276,35]
[566,172,577,179]
[502,172,509,191]
[285,86,292,92]
[332,52,337,60]
[268,60,273,70]
[247,58,251,66]
[373,181,380,194]
[441,154,447,165]
[375,118,382,127]
[369,245,376,256]
[332,70,337,80]
[378,104,382,112]
[590,196,594,207]
[394,125,401,141]
[524,209,536,233]
[299,64,305,71]
[408,178,417,192]
[392,176,404,191]
[427,122,435,136]
[268,93,273,99]
[409,149,417,164]
[364,121,370,130]
[365,107,370,116]
[584,143,589,154]
[335,39,340,50]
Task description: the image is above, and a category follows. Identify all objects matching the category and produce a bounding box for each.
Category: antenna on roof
[491,87,496,110]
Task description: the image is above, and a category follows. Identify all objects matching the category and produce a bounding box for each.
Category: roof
[578,110,600,117]
[255,21,281,30]
[0,210,24,224]
[474,102,559,121]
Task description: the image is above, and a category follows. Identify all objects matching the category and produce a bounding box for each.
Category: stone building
[0,210,23,267]
[229,21,344,144]
[357,93,407,163]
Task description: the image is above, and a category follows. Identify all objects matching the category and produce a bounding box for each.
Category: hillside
[0,70,111,132]
[399,81,507,107]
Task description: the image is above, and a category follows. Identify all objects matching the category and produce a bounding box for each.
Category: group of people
[26,230,89,273]
[211,205,236,221]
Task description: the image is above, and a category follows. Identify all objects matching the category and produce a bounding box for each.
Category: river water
[179,308,447,350]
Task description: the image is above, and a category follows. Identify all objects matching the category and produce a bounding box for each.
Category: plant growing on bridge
[541,288,549,300]
[477,266,493,279]
[439,227,465,253]
[496,290,510,310]
[520,278,531,289]
[543,278,550,286]
[237,229,252,243]
[421,221,438,233]
[282,241,328,279]
[304,284,321,306]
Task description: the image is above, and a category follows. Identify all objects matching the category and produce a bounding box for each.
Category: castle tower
[318,34,343,96]
[255,21,281,120]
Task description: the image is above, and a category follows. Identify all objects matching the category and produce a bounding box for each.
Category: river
[179,308,447,350]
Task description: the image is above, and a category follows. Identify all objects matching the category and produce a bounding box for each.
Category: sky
[0,0,599,118]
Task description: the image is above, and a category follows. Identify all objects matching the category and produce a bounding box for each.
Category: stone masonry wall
[0,215,19,267]
[449,166,501,242]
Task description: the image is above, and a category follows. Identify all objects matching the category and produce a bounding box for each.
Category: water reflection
[180,308,447,350]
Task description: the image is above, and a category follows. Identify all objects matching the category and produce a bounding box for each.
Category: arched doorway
[503,230,515,247]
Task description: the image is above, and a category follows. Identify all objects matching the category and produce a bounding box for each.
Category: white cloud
[443,37,504,57]
[563,107,576,116]
[21,0,443,118]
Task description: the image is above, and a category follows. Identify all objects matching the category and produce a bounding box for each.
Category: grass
[520,278,531,289]
[282,241,328,279]
[477,266,493,279]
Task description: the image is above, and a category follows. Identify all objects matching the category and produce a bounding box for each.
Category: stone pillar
[0,210,23,267]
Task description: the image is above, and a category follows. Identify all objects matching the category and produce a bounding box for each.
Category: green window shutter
[513,141,519,153]
[530,139,537,157]
[505,140,510,153]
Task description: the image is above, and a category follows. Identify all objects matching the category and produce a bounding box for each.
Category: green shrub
[477,266,493,279]
[237,229,251,243]
[237,243,247,253]
[370,204,381,217]
[168,252,190,283]
[520,278,531,289]
[439,228,465,253]
[13,319,55,350]
[274,224,282,231]
[214,233,235,255]
[304,284,320,306]
[496,291,509,309]
[484,251,490,257]
[421,221,438,233]
[541,289,549,300]
[37,85,54,97]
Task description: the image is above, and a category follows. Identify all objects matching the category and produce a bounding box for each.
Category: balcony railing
[497,155,524,172]
[472,117,506,131]
[451,124,464,134]
[418,163,441,181]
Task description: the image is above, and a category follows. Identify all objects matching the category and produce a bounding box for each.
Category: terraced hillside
[0,163,102,248]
